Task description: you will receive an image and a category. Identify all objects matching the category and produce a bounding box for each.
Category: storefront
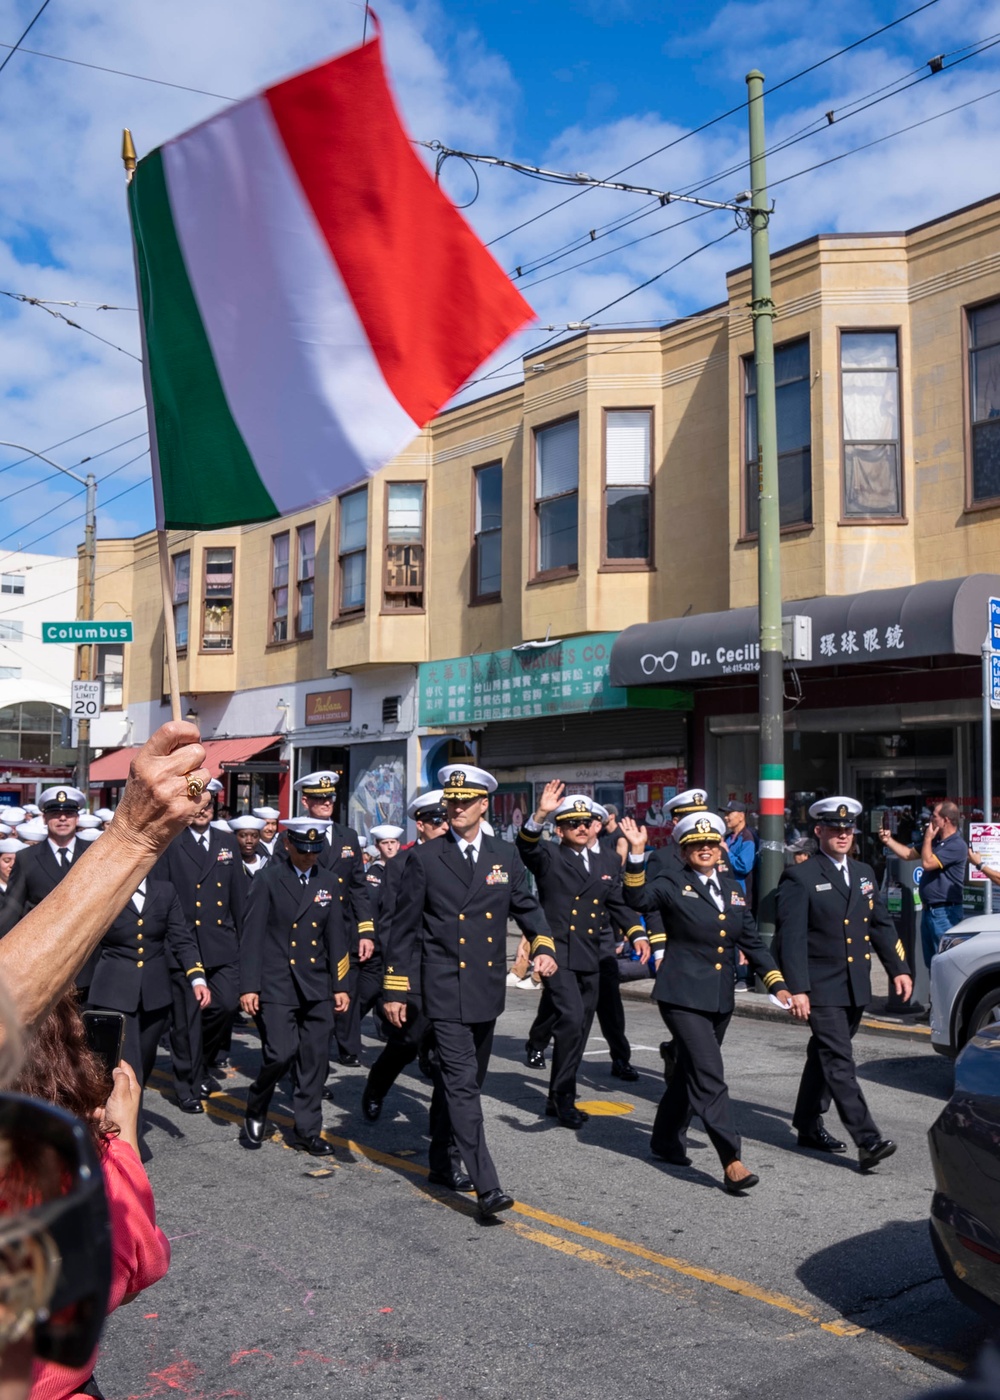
[89,735,287,813]
[611,573,1000,865]
[418,632,691,843]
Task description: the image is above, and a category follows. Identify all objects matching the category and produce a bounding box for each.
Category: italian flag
[129,30,534,531]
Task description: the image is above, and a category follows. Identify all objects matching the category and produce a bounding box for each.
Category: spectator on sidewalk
[880,800,967,966]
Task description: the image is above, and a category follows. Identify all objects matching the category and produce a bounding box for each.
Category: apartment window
[969,300,1000,502]
[270,531,289,643]
[473,463,502,600]
[0,667,21,680]
[296,524,316,636]
[0,574,24,595]
[841,332,901,517]
[534,417,579,574]
[604,409,652,562]
[202,547,234,651]
[338,488,368,614]
[172,552,190,650]
[0,622,23,642]
[384,482,425,611]
[744,338,812,533]
[96,643,124,709]
[382,695,400,725]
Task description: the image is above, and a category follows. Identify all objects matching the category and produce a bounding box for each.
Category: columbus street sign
[42,621,134,644]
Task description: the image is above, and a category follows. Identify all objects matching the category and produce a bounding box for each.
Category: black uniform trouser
[366,998,428,1103]
[332,957,362,1059]
[87,1000,170,1088]
[428,1019,500,1195]
[545,966,599,1102]
[168,961,238,1099]
[528,930,631,1065]
[653,1005,741,1168]
[248,992,334,1138]
[200,963,240,1072]
[793,1003,879,1146]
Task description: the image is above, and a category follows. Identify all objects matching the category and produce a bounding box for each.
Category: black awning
[610,574,1000,686]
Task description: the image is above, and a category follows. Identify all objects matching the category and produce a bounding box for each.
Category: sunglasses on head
[0,1095,111,1369]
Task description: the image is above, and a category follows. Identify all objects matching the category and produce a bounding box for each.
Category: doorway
[848,758,954,874]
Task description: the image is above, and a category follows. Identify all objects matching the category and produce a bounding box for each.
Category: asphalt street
[96,992,991,1400]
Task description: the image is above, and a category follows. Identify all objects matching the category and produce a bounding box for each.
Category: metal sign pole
[984,641,994,916]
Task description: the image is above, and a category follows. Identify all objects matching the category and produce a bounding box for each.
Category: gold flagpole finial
[122,128,137,183]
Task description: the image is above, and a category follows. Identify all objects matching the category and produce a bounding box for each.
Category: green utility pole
[746,70,784,944]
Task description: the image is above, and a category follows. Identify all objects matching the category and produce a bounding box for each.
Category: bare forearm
[882,833,915,860]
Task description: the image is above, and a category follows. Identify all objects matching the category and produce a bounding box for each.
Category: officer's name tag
[682,889,699,898]
[486,866,509,885]
[815,882,832,890]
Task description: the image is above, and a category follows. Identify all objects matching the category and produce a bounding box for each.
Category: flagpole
[123,127,182,724]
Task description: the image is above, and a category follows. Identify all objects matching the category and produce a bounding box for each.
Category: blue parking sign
[991,597,1000,650]
[992,653,1000,711]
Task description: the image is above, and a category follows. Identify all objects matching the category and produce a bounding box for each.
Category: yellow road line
[146,1071,966,1374]
[863,1017,931,1036]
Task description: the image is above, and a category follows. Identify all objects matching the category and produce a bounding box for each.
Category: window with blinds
[296,523,316,635]
[384,481,426,610]
[841,332,902,517]
[270,531,289,642]
[534,417,579,573]
[604,409,652,562]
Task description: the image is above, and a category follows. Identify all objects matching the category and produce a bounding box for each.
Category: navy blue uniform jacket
[240,853,351,1005]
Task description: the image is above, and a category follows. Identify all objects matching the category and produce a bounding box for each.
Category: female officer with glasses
[619,811,792,1194]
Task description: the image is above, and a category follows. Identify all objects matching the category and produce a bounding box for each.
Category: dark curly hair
[10,993,115,1155]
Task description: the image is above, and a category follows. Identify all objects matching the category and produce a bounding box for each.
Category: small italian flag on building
[128,27,534,531]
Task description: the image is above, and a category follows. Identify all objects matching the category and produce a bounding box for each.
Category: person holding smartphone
[880,800,968,968]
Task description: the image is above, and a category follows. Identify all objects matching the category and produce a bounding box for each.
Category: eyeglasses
[0,1095,110,1368]
[420,813,448,826]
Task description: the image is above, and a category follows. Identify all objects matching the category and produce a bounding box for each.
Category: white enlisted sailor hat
[294,770,339,797]
[370,824,404,842]
[22,804,40,817]
[252,806,281,820]
[408,789,446,820]
[0,837,27,854]
[480,818,495,836]
[664,789,710,817]
[672,811,727,846]
[281,816,332,851]
[229,815,266,832]
[210,819,232,832]
[39,786,86,812]
[553,794,603,823]
[206,778,224,795]
[592,803,610,823]
[364,845,379,860]
[76,828,103,842]
[1,808,25,826]
[808,796,862,828]
[75,812,103,829]
[438,764,497,799]
[16,819,48,842]
[94,807,115,822]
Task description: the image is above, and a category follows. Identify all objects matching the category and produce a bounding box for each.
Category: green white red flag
[128,29,534,530]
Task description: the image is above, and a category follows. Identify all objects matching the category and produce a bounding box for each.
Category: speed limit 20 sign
[71,680,102,719]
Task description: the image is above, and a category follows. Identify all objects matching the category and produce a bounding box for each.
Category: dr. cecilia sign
[43,621,134,644]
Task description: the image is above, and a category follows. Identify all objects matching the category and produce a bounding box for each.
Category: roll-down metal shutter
[477,709,687,767]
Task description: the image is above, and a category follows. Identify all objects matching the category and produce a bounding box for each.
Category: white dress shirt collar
[48,835,76,860]
[455,829,484,856]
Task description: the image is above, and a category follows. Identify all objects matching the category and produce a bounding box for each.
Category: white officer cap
[252,806,281,820]
[408,789,446,820]
[39,786,86,812]
[664,789,709,817]
[808,796,862,829]
[672,811,727,846]
[294,771,339,797]
[94,808,115,822]
[206,778,224,795]
[75,813,102,829]
[553,794,602,823]
[210,819,232,831]
[76,828,103,842]
[16,820,48,842]
[592,803,610,823]
[438,764,497,799]
[370,824,404,842]
[281,816,332,851]
[229,815,266,832]
[0,837,27,853]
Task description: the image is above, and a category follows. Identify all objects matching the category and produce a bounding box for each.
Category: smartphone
[82,1011,126,1076]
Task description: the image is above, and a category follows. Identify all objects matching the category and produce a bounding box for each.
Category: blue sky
[0,0,999,574]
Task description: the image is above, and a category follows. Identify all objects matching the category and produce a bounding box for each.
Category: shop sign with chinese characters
[418,634,625,727]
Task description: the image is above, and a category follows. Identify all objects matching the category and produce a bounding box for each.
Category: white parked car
[929,914,1000,1057]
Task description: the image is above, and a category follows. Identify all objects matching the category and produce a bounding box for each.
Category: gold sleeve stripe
[895,940,905,961]
[762,970,783,988]
[649,932,667,947]
[625,926,647,939]
[357,920,375,934]
[531,935,557,955]
[519,830,541,843]
[186,964,205,976]
[383,975,410,991]
[337,954,350,982]
[623,871,645,887]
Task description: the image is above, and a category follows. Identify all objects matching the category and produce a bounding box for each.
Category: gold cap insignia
[693,791,706,805]
[57,791,67,802]
[837,804,848,819]
[695,817,712,835]
[573,799,589,813]
[451,770,466,787]
[307,828,318,841]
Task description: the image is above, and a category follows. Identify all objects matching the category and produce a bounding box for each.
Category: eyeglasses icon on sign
[639,652,679,676]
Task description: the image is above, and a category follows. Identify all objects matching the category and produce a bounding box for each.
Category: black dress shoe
[428,1170,474,1191]
[338,1053,361,1068]
[243,1114,265,1147]
[611,1059,640,1082]
[797,1127,847,1154]
[525,1045,546,1070]
[651,1147,691,1166]
[177,1098,204,1114]
[724,1170,760,1194]
[199,1077,221,1097]
[292,1133,336,1156]
[478,1188,514,1218]
[858,1138,896,1172]
[545,1097,590,1129]
[361,1087,383,1122]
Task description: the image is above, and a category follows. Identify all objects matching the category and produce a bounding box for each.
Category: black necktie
[465,846,476,871]
[300,870,311,887]
[58,848,70,870]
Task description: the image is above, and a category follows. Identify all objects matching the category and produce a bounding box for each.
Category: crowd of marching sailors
[0,764,911,1217]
